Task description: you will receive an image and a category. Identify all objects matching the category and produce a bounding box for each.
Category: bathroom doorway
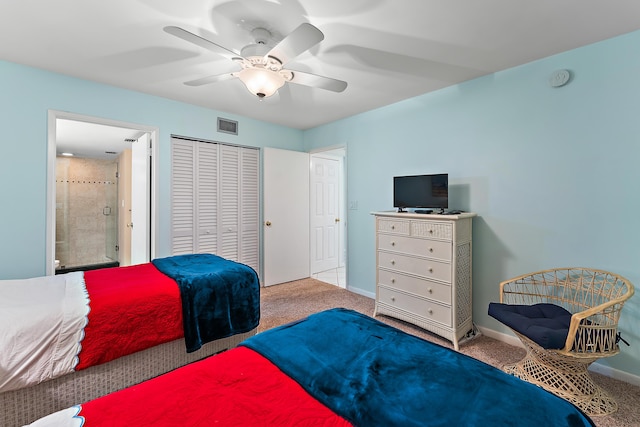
[46,111,159,275]
[55,154,120,272]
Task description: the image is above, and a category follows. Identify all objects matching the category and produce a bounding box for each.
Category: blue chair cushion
[488,302,573,350]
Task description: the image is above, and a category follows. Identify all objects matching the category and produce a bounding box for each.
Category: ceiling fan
[164,23,348,99]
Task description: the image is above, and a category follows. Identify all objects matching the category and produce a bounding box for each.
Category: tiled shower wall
[55,156,118,269]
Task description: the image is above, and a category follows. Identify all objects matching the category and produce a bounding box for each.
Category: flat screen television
[393,173,448,212]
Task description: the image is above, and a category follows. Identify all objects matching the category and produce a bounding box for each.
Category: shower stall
[55,156,119,272]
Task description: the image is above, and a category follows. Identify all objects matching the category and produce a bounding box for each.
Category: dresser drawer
[378,269,451,305]
[411,221,452,241]
[377,218,410,235]
[377,233,451,261]
[378,251,451,282]
[378,286,451,327]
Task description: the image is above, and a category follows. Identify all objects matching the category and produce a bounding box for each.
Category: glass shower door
[104,172,118,262]
[55,156,120,271]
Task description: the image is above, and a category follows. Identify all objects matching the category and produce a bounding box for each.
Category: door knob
[335,218,340,223]
[265,221,272,227]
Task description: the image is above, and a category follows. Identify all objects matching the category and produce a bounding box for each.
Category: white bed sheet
[0,272,89,392]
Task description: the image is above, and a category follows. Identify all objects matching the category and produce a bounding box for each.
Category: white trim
[46,110,159,275]
[346,286,375,299]
[477,326,640,387]
[309,143,346,155]
[149,133,158,261]
[46,112,57,276]
[589,361,640,387]
[308,145,348,286]
[476,325,524,349]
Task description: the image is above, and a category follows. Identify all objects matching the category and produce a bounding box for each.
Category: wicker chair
[489,267,634,416]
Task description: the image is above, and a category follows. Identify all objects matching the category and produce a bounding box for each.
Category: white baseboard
[589,360,640,387]
[477,326,640,388]
[477,326,524,348]
[346,285,375,299]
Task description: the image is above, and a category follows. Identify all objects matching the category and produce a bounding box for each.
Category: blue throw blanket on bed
[241,308,594,427]
[152,254,260,353]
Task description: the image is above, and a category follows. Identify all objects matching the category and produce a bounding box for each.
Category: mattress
[24,309,595,427]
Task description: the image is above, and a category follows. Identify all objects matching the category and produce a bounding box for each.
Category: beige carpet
[259,278,640,427]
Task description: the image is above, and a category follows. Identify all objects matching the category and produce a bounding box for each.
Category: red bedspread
[77,263,183,369]
[78,346,352,426]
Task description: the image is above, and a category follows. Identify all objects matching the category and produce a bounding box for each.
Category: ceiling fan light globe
[237,68,285,98]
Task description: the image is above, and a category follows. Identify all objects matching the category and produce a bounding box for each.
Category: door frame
[309,153,341,274]
[310,146,347,286]
[45,110,159,275]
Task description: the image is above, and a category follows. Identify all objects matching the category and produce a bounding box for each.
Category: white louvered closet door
[170,139,195,255]
[196,142,218,254]
[218,144,240,261]
[239,148,259,272]
[170,137,259,275]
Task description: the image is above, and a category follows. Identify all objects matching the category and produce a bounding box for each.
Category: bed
[0,253,260,427]
[25,308,595,427]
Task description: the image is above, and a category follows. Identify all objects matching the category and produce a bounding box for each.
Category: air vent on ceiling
[105,151,117,155]
[124,138,137,143]
[217,117,238,135]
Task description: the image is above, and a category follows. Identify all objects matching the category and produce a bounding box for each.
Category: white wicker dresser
[372,211,475,350]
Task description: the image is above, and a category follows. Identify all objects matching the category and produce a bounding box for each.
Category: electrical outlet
[349,200,358,210]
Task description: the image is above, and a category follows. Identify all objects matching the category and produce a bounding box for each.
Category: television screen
[393,174,448,211]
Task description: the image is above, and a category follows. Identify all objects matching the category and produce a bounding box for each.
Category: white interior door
[263,147,310,286]
[117,149,132,266]
[130,133,150,265]
[310,155,340,274]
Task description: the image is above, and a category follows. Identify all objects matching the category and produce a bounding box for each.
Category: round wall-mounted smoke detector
[549,69,571,88]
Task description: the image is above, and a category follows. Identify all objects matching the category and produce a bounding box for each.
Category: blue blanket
[241,308,594,427]
[152,254,260,353]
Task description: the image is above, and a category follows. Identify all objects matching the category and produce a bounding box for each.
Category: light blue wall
[0,60,303,279]
[304,30,640,377]
[2,28,639,379]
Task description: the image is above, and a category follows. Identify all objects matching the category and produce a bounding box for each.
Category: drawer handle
[391,225,395,230]
[429,229,434,234]
[391,260,396,265]
[391,241,396,246]
[428,288,433,294]
[429,247,434,252]
[391,297,396,302]
[428,267,433,273]
[428,308,433,314]
[391,278,396,284]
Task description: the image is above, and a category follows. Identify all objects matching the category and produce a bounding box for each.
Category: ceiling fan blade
[266,23,324,65]
[164,26,241,61]
[184,73,236,87]
[289,70,348,93]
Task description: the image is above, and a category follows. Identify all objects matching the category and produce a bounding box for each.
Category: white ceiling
[56,119,145,159]
[3,0,640,133]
